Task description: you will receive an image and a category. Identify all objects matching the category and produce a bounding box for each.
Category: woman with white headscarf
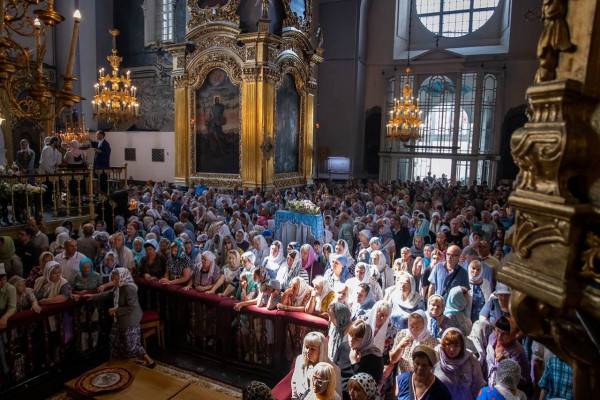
[49,231,70,255]
[277,276,311,312]
[252,234,270,267]
[276,249,309,290]
[366,300,396,359]
[334,239,355,272]
[263,240,284,279]
[306,275,336,317]
[384,272,425,330]
[388,310,437,375]
[370,250,393,291]
[34,261,71,304]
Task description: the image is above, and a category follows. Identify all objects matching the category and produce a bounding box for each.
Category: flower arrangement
[287,199,321,215]
[0,182,47,199]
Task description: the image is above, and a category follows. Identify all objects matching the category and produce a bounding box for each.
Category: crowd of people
[0,178,574,400]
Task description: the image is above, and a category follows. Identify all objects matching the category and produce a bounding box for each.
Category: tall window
[416,0,500,37]
[161,0,175,42]
[382,70,499,183]
[417,75,456,152]
[479,74,497,153]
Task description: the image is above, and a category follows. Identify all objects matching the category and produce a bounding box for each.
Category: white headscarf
[313,276,334,312]
[291,276,310,306]
[335,239,355,265]
[39,261,68,298]
[265,240,284,273]
[388,272,422,309]
[367,300,392,352]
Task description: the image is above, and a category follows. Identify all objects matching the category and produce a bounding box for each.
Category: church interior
[0,0,599,399]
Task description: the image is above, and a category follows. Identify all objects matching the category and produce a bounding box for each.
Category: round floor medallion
[74,367,134,395]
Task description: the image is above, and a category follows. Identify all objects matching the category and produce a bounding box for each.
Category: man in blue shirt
[427,245,469,300]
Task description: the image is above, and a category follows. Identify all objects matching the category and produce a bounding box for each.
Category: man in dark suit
[92,130,111,169]
[92,130,111,193]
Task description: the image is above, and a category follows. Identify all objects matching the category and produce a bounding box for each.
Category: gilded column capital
[173,74,189,89]
[511,79,598,203]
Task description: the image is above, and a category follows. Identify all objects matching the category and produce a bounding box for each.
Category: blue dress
[476,386,506,399]
[396,372,452,400]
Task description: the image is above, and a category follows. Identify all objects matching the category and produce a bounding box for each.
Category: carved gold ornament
[535,0,575,83]
[581,232,600,283]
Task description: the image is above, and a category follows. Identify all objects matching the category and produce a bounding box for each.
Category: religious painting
[197,0,229,8]
[275,74,300,174]
[195,68,240,174]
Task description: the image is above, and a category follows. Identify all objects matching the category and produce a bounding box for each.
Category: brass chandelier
[386,67,423,142]
[386,0,423,143]
[91,29,140,124]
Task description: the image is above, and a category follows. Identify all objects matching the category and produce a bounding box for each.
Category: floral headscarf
[242,381,274,400]
[348,373,378,399]
[112,267,137,309]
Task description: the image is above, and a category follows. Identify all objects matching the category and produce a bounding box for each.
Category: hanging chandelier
[386,0,423,143]
[54,116,90,147]
[91,29,140,124]
[386,67,423,142]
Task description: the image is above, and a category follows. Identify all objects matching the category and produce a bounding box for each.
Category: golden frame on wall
[171,0,320,189]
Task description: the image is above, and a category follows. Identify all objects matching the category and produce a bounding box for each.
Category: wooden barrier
[0,280,328,394]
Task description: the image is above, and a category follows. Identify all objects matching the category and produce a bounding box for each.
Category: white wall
[106,131,174,182]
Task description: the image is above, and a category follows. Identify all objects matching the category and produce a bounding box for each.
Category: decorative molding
[187,0,240,32]
[190,173,242,189]
[273,172,306,188]
[511,80,597,201]
[513,212,568,258]
[581,232,600,284]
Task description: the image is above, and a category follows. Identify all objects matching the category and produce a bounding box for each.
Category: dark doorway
[364,106,381,176]
[498,104,528,182]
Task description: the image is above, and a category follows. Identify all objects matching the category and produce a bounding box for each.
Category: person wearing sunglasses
[427,245,469,300]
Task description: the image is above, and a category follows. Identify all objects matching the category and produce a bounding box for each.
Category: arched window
[416,0,500,37]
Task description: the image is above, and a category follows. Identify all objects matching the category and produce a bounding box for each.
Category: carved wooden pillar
[167,43,194,185]
[238,23,280,189]
[173,76,190,185]
[500,0,600,397]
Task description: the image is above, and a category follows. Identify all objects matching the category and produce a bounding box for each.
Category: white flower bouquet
[288,199,321,215]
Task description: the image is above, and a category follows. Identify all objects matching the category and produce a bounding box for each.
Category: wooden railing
[0,165,128,230]
[90,164,128,197]
[0,170,95,225]
[0,281,328,394]
[137,280,328,374]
